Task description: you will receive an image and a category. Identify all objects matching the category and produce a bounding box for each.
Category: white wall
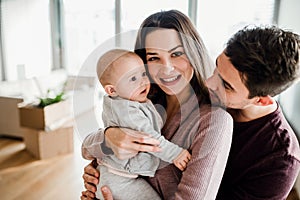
[277,0,300,193]
[1,0,52,80]
[278,0,300,34]
[276,0,300,138]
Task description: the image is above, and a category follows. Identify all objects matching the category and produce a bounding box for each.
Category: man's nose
[205,76,218,91]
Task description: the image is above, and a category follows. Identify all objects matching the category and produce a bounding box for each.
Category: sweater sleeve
[81,128,111,160]
[175,108,233,200]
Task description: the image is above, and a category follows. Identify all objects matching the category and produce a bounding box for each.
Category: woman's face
[145,29,194,96]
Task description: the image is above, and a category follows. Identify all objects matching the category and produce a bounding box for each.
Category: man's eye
[224,84,230,90]
[223,82,232,90]
[131,76,137,81]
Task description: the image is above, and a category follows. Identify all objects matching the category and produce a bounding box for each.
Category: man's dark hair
[225,25,300,98]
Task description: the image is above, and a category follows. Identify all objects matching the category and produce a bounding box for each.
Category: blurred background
[0,0,299,199]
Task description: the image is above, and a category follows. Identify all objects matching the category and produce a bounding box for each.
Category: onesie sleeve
[123,104,184,163]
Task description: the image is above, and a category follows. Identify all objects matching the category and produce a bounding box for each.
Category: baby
[83,49,191,200]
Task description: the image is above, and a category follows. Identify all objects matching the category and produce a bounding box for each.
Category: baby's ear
[104,85,117,97]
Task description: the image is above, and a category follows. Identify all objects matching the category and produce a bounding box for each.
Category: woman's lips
[159,75,181,85]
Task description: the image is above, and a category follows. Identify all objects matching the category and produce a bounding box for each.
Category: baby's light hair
[97,49,138,87]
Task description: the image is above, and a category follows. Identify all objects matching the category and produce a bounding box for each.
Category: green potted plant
[19,83,71,130]
[38,89,65,108]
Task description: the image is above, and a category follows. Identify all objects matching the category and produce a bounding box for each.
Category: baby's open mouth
[140,89,147,94]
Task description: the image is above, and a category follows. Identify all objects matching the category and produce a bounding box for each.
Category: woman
[81,9,233,200]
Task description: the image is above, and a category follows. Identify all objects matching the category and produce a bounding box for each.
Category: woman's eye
[147,57,158,62]
[131,76,137,81]
[142,72,147,77]
[172,51,184,57]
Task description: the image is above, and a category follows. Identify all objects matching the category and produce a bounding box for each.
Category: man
[206,26,300,200]
[81,26,300,200]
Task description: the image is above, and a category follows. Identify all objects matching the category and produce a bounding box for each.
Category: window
[0,0,277,80]
[63,0,115,75]
[62,0,189,75]
[1,0,52,80]
[120,0,188,32]
[197,0,275,61]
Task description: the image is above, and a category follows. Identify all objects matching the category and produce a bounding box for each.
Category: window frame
[0,0,279,81]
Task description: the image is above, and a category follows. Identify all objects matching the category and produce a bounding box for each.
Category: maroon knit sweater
[216,104,300,200]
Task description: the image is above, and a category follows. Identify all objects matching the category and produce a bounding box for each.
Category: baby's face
[113,56,150,103]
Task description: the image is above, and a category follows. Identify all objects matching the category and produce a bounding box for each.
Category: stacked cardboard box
[0,96,25,138]
[19,99,72,130]
[23,126,74,159]
[19,100,74,159]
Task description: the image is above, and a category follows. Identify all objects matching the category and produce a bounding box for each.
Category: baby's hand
[173,149,191,171]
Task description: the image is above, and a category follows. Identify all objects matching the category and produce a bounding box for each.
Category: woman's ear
[254,95,274,106]
[104,85,117,97]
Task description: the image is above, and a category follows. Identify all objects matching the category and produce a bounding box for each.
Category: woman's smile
[145,29,194,96]
[159,74,181,85]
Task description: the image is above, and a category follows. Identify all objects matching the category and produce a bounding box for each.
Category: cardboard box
[24,126,74,159]
[0,96,25,138]
[19,99,72,130]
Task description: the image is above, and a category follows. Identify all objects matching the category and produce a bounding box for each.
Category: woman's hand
[100,186,114,200]
[105,127,161,160]
[81,160,99,200]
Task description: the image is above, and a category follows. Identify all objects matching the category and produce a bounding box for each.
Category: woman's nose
[161,59,174,75]
[163,66,174,75]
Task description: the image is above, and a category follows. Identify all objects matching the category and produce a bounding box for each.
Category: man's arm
[81,160,99,200]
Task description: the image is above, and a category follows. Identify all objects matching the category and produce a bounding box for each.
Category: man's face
[206,52,257,109]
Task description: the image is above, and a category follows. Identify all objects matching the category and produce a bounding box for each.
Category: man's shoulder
[247,105,300,162]
[270,107,300,161]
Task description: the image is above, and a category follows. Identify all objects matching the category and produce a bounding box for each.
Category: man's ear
[104,85,117,97]
[254,95,274,106]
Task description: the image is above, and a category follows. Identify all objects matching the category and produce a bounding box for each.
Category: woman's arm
[81,127,161,199]
[82,127,161,160]
[81,129,106,160]
[103,127,161,159]
[81,109,233,200]
[175,109,233,200]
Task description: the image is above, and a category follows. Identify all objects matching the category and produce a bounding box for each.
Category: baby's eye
[142,72,147,77]
[130,76,137,81]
